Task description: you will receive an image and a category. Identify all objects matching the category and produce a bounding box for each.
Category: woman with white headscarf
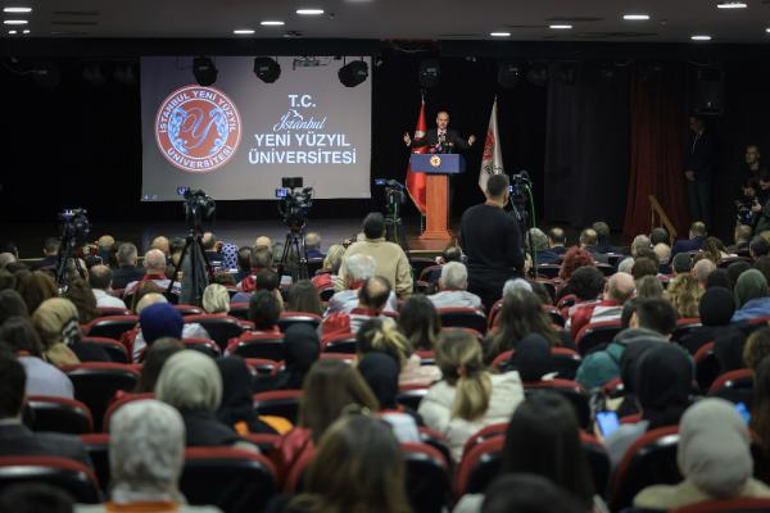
[75,399,221,512]
[155,350,256,451]
[633,398,770,510]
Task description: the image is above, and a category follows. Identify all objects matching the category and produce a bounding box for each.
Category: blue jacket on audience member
[732,297,770,323]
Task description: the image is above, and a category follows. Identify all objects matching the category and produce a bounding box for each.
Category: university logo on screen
[155,85,242,173]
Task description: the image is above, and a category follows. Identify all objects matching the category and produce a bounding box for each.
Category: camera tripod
[279,227,309,283]
[167,228,211,306]
[55,236,86,289]
[384,188,411,262]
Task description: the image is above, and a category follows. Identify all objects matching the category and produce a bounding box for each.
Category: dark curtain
[543,62,630,230]
[622,62,689,241]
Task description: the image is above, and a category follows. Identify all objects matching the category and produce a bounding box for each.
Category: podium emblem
[429,155,442,168]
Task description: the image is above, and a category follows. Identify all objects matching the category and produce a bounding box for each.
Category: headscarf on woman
[277,324,320,390]
[635,344,693,429]
[504,334,555,382]
[216,356,277,435]
[735,269,769,309]
[358,353,400,410]
[220,243,239,271]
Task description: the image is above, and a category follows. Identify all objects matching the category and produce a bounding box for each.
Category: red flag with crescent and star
[406,99,428,214]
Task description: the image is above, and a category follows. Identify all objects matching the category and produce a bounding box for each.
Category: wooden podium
[410,154,466,241]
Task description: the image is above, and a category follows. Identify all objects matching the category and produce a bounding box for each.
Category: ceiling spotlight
[254,57,281,83]
[193,56,218,86]
[233,28,255,35]
[691,34,713,41]
[766,27,770,33]
[498,62,523,88]
[3,19,28,25]
[3,6,32,13]
[623,14,650,20]
[260,20,285,26]
[418,59,440,88]
[549,24,572,29]
[296,8,324,15]
[8,29,17,34]
[490,31,511,37]
[22,29,29,34]
[717,1,747,8]
[338,59,369,87]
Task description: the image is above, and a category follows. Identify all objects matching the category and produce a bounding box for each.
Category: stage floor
[4,218,455,260]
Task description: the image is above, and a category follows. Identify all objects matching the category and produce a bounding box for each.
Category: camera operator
[459,174,527,311]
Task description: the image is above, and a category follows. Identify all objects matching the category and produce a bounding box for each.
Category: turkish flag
[406,100,428,215]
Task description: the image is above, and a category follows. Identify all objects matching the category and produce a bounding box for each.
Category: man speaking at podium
[403,111,476,152]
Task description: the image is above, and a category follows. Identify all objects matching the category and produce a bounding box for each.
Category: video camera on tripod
[178,187,216,232]
[374,179,406,213]
[276,177,314,231]
[55,208,91,287]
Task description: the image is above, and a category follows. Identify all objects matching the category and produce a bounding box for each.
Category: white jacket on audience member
[418,371,524,462]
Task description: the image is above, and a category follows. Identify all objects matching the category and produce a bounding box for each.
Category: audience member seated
[486,289,572,364]
[579,228,609,263]
[357,353,421,443]
[454,393,599,513]
[151,235,171,257]
[733,269,770,322]
[728,260,754,287]
[693,257,717,288]
[234,269,284,307]
[630,234,652,258]
[418,329,524,462]
[286,280,324,317]
[328,253,382,315]
[633,398,770,510]
[0,352,91,467]
[323,276,396,336]
[89,265,127,309]
[558,247,594,284]
[502,334,557,382]
[665,274,703,318]
[237,246,274,293]
[0,252,16,271]
[357,318,441,387]
[111,243,145,290]
[132,298,208,361]
[218,242,238,273]
[254,236,272,249]
[751,235,770,261]
[419,245,463,286]
[234,246,252,283]
[575,297,678,391]
[706,268,733,289]
[399,294,441,352]
[33,297,110,364]
[253,324,319,393]
[339,213,413,299]
[603,343,692,468]
[274,414,410,513]
[16,270,57,315]
[134,337,184,393]
[593,221,616,254]
[155,350,256,450]
[200,232,221,269]
[65,278,100,325]
[636,275,665,299]
[202,283,230,315]
[311,244,345,290]
[529,227,561,265]
[215,356,281,435]
[672,221,707,257]
[477,474,583,513]
[79,399,221,512]
[247,290,282,333]
[0,289,28,324]
[671,252,693,277]
[559,266,605,316]
[125,249,181,297]
[566,272,635,339]
[428,261,483,310]
[681,286,739,354]
[29,237,60,272]
[703,236,732,262]
[631,256,658,281]
[304,231,324,260]
[276,359,379,473]
[653,243,673,274]
[730,224,753,255]
[547,227,568,256]
[0,317,74,398]
[650,227,669,246]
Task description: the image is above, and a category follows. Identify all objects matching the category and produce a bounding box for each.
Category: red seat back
[277,312,322,332]
[81,336,129,364]
[694,341,719,391]
[253,390,303,424]
[575,320,622,355]
[184,314,245,351]
[230,333,286,361]
[26,396,94,434]
[83,315,138,340]
[523,379,590,429]
[438,308,487,335]
[62,363,140,432]
[673,498,770,512]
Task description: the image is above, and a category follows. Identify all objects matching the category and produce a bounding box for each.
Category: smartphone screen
[735,402,751,425]
[596,411,620,437]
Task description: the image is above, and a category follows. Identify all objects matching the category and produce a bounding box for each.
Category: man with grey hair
[86,399,221,512]
[428,261,482,310]
[529,228,560,265]
[654,243,673,274]
[327,253,396,315]
[305,232,324,259]
[631,234,652,258]
[693,258,716,288]
[125,249,180,296]
[150,235,171,257]
[567,272,636,338]
[0,253,16,270]
[111,242,145,290]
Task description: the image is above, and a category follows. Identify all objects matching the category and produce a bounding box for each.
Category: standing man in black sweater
[459,174,526,310]
[684,114,716,226]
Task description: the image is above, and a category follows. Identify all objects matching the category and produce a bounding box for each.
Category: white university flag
[479,97,504,193]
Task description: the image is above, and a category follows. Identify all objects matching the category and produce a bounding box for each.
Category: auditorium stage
[5,218,457,259]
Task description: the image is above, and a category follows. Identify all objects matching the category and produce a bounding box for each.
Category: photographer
[459,174,527,311]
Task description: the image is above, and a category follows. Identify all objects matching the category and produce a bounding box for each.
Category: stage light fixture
[497,62,522,88]
[254,57,281,83]
[3,7,32,13]
[691,34,712,41]
[623,14,650,20]
[419,60,440,88]
[193,56,218,86]
[338,59,369,87]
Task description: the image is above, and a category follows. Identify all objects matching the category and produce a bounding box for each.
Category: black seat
[438,308,487,335]
[63,363,140,432]
[402,443,452,513]
[26,396,93,435]
[231,333,286,361]
[0,456,101,503]
[83,315,138,340]
[252,390,302,424]
[184,314,245,351]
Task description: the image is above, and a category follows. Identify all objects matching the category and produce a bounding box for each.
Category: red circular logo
[155,85,241,173]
